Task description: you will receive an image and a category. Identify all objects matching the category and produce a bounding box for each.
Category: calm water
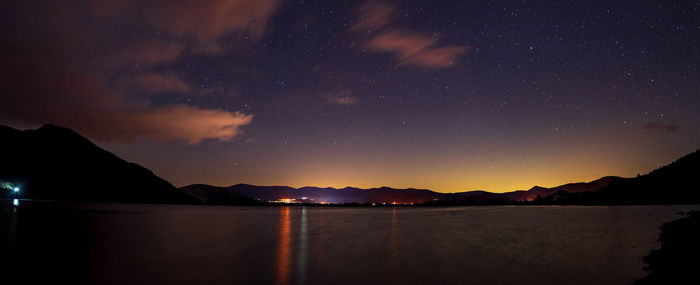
[2,202,698,285]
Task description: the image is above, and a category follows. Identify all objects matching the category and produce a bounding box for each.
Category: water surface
[2,202,698,284]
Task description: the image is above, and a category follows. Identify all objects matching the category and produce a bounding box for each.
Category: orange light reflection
[276,207,291,285]
[390,208,398,283]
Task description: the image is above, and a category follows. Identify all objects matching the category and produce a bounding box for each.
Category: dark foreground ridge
[0,124,198,204]
[180,184,259,205]
[634,211,700,284]
[530,149,700,205]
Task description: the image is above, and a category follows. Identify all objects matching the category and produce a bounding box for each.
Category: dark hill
[0,124,198,204]
[551,176,616,193]
[441,177,617,205]
[595,149,700,204]
[499,176,618,202]
[180,184,258,205]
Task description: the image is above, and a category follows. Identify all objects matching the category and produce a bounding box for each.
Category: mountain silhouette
[593,149,700,204]
[498,176,617,202]
[0,124,198,204]
[180,184,259,205]
[182,177,616,205]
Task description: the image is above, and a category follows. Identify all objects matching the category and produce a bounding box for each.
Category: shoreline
[634,210,700,284]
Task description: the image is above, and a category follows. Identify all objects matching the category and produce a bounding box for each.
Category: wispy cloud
[350,2,395,32]
[102,40,187,68]
[119,73,191,94]
[642,123,679,133]
[119,105,254,145]
[327,97,359,106]
[324,90,358,106]
[351,1,470,68]
[94,0,281,53]
[366,31,470,68]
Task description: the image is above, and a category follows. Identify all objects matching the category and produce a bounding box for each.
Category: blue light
[12,199,19,206]
[13,187,19,193]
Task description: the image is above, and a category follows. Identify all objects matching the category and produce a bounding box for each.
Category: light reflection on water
[276,207,291,285]
[390,208,398,284]
[297,207,308,285]
[3,203,700,285]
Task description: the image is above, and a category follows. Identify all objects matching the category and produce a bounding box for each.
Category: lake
[2,201,698,284]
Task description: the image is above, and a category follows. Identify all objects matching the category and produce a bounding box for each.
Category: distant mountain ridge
[229,184,441,204]
[182,176,618,204]
[0,124,198,204]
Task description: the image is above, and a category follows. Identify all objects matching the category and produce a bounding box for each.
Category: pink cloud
[352,2,470,69]
[642,123,679,133]
[350,1,395,32]
[366,31,469,68]
[49,103,254,145]
[124,105,254,145]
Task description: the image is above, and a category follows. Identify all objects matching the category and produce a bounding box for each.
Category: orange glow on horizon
[234,140,660,193]
[157,134,686,194]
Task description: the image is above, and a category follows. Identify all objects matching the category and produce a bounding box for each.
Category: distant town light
[270,198,298,204]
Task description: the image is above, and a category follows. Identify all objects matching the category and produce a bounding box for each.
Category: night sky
[1,0,698,192]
